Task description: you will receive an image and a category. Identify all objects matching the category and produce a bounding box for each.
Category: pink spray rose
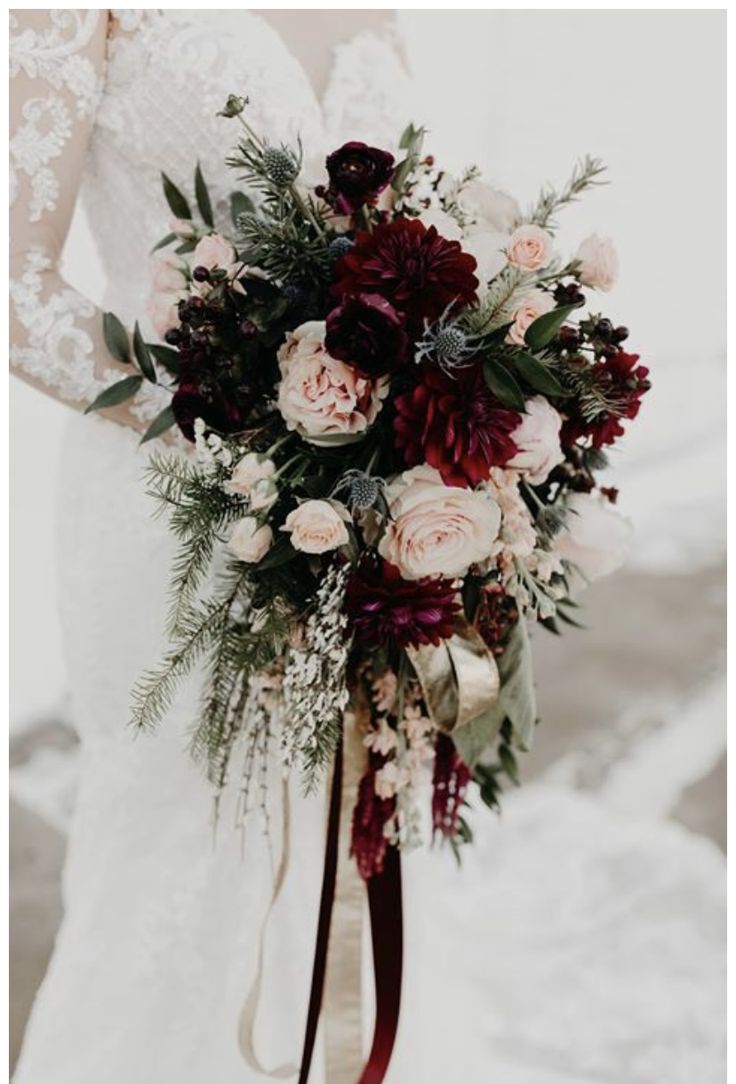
[506,224,554,271]
[508,397,565,485]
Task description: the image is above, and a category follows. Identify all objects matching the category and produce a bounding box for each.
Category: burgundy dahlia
[325,293,409,377]
[562,350,651,449]
[432,733,471,841]
[345,558,460,650]
[350,756,396,881]
[332,219,479,329]
[394,364,521,487]
[325,141,395,214]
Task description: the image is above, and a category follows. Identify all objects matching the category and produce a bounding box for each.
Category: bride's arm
[9,9,166,433]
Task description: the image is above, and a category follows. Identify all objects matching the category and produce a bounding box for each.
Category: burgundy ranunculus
[171,383,247,442]
[325,141,395,214]
[325,293,409,377]
[561,350,651,449]
[394,364,521,487]
[333,219,479,329]
[345,557,460,650]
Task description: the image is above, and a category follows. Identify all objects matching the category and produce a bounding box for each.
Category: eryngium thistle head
[432,325,469,366]
[262,146,299,188]
[328,236,355,262]
[331,470,383,511]
[414,309,482,374]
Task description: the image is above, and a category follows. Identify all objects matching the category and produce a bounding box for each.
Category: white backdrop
[10,8,726,731]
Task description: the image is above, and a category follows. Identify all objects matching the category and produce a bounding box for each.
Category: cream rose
[457,180,521,233]
[277,321,388,446]
[506,290,556,346]
[228,517,273,563]
[508,397,565,485]
[378,465,501,580]
[554,492,631,588]
[575,234,618,292]
[282,499,350,554]
[192,233,239,277]
[228,453,276,497]
[506,224,554,271]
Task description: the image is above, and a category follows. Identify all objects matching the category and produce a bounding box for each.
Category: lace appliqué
[9,10,102,220]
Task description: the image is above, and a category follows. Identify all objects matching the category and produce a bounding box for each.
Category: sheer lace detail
[9,8,167,425]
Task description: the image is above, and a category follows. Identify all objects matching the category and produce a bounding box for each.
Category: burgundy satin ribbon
[298,738,403,1084]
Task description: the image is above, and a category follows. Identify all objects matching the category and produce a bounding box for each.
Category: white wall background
[10,9,726,732]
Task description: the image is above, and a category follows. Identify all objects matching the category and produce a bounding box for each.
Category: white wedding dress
[10,10,725,1083]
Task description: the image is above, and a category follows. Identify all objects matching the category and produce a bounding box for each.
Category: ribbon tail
[359,847,403,1084]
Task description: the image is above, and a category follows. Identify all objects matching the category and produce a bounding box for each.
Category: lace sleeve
[9,8,166,430]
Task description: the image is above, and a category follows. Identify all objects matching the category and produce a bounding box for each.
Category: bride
[10,9,725,1083]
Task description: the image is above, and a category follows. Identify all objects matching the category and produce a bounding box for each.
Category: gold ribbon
[407,624,500,733]
[238,777,299,1079]
[323,707,368,1080]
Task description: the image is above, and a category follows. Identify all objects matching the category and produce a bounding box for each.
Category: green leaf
[497,619,538,751]
[524,303,580,350]
[391,156,414,193]
[147,344,180,375]
[161,172,191,220]
[482,359,526,412]
[140,404,176,445]
[499,745,521,786]
[84,375,143,414]
[194,162,214,227]
[175,239,197,255]
[102,312,131,364]
[514,352,565,396]
[230,190,255,226]
[255,537,297,571]
[151,232,178,253]
[133,322,157,383]
[399,122,417,150]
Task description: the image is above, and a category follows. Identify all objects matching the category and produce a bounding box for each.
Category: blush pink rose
[506,290,556,346]
[228,452,276,496]
[378,464,501,580]
[281,499,350,554]
[227,517,273,563]
[508,397,565,485]
[277,321,388,446]
[506,224,554,271]
[575,234,618,292]
[192,233,239,277]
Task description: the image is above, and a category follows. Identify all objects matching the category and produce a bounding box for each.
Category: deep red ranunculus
[171,383,247,442]
[325,141,395,214]
[332,219,479,329]
[394,364,521,487]
[325,292,409,377]
[345,557,460,650]
[561,350,651,448]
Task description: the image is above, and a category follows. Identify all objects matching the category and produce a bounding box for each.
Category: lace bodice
[9,8,414,425]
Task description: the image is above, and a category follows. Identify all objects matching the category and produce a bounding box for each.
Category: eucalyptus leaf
[140,404,176,445]
[482,359,526,412]
[102,311,131,364]
[147,344,180,375]
[256,538,297,571]
[497,619,538,751]
[151,232,177,253]
[452,704,505,769]
[161,172,191,220]
[175,239,197,255]
[230,190,255,226]
[194,162,214,227]
[133,323,157,383]
[84,374,143,414]
[514,352,565,396]
[524,303,580,350]
[498,745,520,785]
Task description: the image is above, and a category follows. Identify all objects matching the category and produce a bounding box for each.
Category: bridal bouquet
[90,96,650,881]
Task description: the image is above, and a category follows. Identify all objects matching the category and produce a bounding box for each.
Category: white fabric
[10,10,724,1083]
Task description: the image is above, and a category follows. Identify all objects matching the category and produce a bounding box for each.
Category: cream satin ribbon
[238,777,299,1079]
[323,708,368,1080]
[407,625,500,733]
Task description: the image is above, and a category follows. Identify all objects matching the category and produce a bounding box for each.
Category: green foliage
[528,156,607,229]
[133,322,157,383]
[85,374,143,414]
[140,405,175,445]
[161,172,192,220]
[524,303,580,351]
[463,265,534,335]
[194,161,214,227]
[483,358,526,411]
[103,311,131,364]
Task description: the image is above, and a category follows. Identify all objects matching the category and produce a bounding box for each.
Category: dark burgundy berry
[192,265,210,283]
[239,319,257,337]
[164,328,182,346]
[613,325,629,343]
[558,326,580,349]
[596,318,613,339]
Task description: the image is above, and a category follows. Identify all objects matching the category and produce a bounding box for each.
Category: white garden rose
[508,397,565,485]
[227,517,273,563]
[506,224,554,271]
[282,499,350,554]
[420,206,462,241]
[461,228,510,285]
[457,179,521,233]
[228,452,276,497]
[554,492,631,588]
[575,234,618,292]
[277,321,388,446]
[506,290,555,346]
[378,465,501,580]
